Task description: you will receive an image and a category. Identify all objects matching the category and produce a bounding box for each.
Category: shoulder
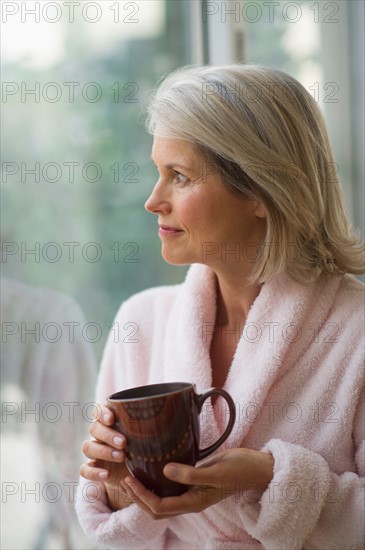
[338,273,365,293]
[114,264,214,323]
[324,275,365,364]
[114,282,183,323]
[333,274,365,323]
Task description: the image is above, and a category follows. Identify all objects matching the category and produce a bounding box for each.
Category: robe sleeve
[240,391,365,550]
[75,302,170,549]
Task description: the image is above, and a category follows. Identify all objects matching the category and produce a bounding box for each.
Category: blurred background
[1,1,364,548]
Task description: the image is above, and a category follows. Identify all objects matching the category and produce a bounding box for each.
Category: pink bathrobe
[76,264,365,549]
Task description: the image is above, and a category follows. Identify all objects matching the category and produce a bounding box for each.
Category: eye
[172,171,189,185]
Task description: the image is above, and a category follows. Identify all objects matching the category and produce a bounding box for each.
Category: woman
[76,65,364,549]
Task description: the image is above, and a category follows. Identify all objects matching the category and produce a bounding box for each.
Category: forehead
[151,135,205,166]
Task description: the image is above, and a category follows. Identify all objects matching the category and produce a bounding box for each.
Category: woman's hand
[79,405,133,510]
[119,448,274,519]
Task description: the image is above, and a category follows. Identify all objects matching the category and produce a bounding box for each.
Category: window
[1,2,192,547]
[1,2,363,547]
[203,0,364,240]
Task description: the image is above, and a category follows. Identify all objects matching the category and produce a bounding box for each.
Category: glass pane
[1,2,191,548]
[244,0,362,236]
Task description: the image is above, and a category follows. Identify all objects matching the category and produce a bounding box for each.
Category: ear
[254,201,267,219]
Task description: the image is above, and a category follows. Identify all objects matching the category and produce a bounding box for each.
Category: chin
[161,249,194,266]
[162,256,190,266]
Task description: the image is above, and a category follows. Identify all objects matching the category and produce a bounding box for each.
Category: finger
[163,462,220,487]
[122,477,175,518]
[92,404,115,426]
[123,476,207,516]
[82,439,126,463]
[120,478,163,517]
[89,421,126,450]
[117,481,130,497]
[80,460,111,482]
[191,449,230,470]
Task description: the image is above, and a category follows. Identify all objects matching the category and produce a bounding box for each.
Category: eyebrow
[150,157,194,173]
[165,163,192,172]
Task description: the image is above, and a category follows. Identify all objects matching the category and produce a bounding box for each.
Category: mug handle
[196,388,236,461]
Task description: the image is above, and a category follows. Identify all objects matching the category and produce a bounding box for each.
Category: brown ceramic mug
[107,382,236,497]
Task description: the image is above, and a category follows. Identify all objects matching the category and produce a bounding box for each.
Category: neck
[213,269,262,328]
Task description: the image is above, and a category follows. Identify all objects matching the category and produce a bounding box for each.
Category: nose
[144,180,171,214]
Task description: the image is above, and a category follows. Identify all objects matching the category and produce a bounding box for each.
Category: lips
[158,225,184,235]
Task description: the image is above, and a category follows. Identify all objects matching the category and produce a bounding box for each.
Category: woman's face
[145,135,266,272]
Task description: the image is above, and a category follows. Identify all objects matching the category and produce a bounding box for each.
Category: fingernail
[98,471,108,479]
[112,450,123,459]
[103,413,111,422]
[164,465,178,478]
[113,436,124,447]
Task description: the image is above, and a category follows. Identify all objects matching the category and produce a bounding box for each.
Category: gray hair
[146,64,364,284]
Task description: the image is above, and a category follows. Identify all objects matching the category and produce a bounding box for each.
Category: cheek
[177,190,232,236]
[178,195,207,228]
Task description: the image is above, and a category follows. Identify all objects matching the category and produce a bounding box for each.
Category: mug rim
[108,382,195,402]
